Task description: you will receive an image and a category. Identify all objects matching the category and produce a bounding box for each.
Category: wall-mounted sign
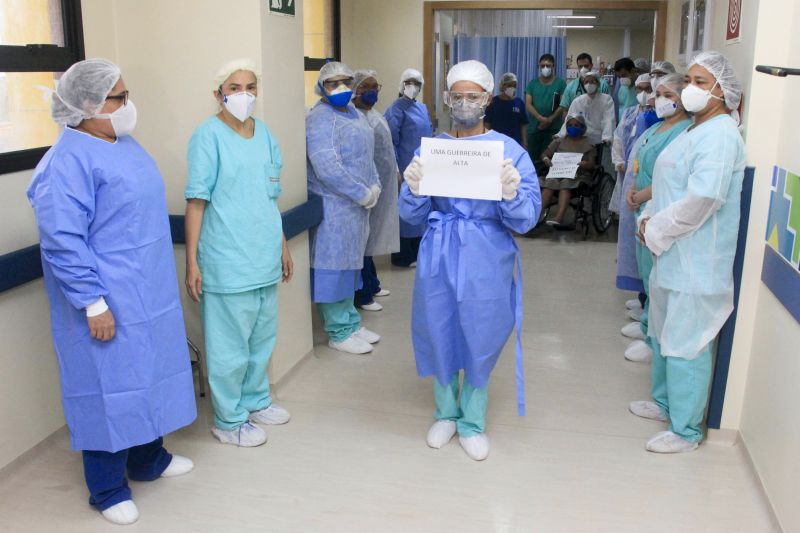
[726,0,742,44]
[269,0,295,17]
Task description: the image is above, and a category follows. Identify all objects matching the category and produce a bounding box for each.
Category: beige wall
[0,0,313,470]
[566,28,654,70]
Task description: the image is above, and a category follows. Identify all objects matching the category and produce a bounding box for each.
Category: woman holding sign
[399,60,541,461]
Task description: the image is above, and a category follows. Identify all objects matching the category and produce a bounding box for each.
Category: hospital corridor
[1,0,799,531]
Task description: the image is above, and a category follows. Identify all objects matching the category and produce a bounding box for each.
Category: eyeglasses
[404,80,422,88]
[322,77,355,90]
[443,91,488,105]
[106,90,129,106]
[357,83,382,93]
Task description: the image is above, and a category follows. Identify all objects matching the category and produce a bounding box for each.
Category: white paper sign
[418,137,503,201]
[547,152,584,180]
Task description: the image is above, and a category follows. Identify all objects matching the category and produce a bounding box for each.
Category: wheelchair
[534,143,616,239]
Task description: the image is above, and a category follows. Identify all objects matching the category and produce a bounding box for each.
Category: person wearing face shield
[27,58,197,526]
[632,52,746,454]
[484,72,529,148]
[559,52,611,112]
[619,74,692,364]
[351,69,401,312]
[557,71,616,147]
[306,61,382,356]
[185,59,293,449]
[385,68,434,268]
[399,60,541,461]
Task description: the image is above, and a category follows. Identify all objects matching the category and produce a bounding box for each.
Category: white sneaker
[624,340,653,362]
[353,326,380,344]
[409,262,417,268]
[625,298,643,311]
[426,420,457,449]
[459,434,490,461]
[358,301,383,312]
[645,430,698,454]
[211,422,267,447]
[250,404,291,425]
[160,454,194,478]
[621,321,645,340]
[375,289,391,297]
[328,335,373,354]
[101,500,139,525]
[627,307,644,321]
[629,400,668,421]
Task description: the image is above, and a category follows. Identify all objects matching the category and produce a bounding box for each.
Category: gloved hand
[364,184,381,209]
[500,158,521,201]
[403,156,423,195]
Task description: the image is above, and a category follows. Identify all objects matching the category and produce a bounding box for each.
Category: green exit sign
[268,0,295,17]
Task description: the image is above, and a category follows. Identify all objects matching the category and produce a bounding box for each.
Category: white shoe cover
[625,298,643,311]
[646,430,698,454]
[621,321,645,340]
[353,326,380,344]
[624,340,653,362]
[426,420,457,449]
[211,422,267,447]
[627,307,644,321]
[328,335,373,354]
[101,500,139,525]
[160,454,194,478]
[629,400,668,421]
[459,433,490,461]
[359,301,383,311]
[375,289,391,297]
[250,404,291,425]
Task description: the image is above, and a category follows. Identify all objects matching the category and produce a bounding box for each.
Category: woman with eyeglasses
[306,61,382,355]
[385,68,433,268]
[185,59,293,449]
[27,58,196,525]
[399,60,541,461]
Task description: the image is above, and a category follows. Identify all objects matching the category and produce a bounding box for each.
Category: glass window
[0,0,65,47]
[0,71,61,153]
[679,1,690,56]
[693,0,707,54]
[303,0,340,109]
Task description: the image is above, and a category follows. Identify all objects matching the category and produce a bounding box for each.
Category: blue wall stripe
[761,245,800,323]
[0,194,322,294]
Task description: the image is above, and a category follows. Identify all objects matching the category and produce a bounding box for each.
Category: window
[0,0,84,174]
[679,0,711,64]
[303,0,340,108]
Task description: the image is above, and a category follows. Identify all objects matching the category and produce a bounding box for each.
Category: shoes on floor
[426,420,457,449]
[250,404,291,425]
[621,321,646,340]
[645,430,698,454]
[626,298,643,311]
[101,500,139,525]
[353,326,380,344]
[160,455,194,478]
[328,335,373,355]
[358,301,383,312]
[627,307,644,321]
[459,433,490,461]
[374,289,391,297]
[211,422,267,447]
[629,400,668,422]
[624,340,653,362]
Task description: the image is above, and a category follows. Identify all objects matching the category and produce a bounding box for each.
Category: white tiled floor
[0,230,779,532]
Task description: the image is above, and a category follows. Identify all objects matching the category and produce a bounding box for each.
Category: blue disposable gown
[306,101,379,273]
[27,128,197,452]
[385,97,433,238]
[399,130,541,406]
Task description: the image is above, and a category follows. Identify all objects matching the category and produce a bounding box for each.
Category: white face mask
[579,66,590,77]
[541,66,553,78]
[95,100,137,137]
[681,82,723,113]
[584,83,598,95]
[403,83,420,100]
[503,87,516,98]
[636,91,649,106]
[655,96,679,118]
[620,77,632,87]
[222,91,256,122]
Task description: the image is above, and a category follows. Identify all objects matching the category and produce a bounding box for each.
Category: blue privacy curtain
[453,36,567,93]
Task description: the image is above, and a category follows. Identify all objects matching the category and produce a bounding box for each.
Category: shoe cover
[359,301,383,311]
[353,327,380,344]
[621,321,645,340]
[102,500,139,525]
[625,298,643,311]
[459,433,490,461]
[328,335,373,354]
[629,400,668,421]
[250,404,291,425]
[211,422,267,447]
[426,420,456,449]
[624,340,653,362]
[161,455,194,477]
[646,430,698,453]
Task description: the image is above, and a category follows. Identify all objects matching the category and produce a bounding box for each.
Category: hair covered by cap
[651,60,676,74]
[398,68,424,92]
[653,72,686,95]
[690,51,742,110]
[566,113,587,126]
[354,69,379,91]
[214,58,260,90]
[51,58,121,127]
[499,72,518,86]
[446,60,494,93]
[634,57,651,72]
[315,61,354,95]
[635,73,652,86]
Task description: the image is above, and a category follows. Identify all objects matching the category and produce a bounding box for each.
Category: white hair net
[354,69,379,91]
[653,73,686,95]
[581,70,601,83]
[51,58,121,127]
[690,51,742,110]
[499,72,517,86]
[315,61,354,96]
[634,58,651,73]
[651,60,676,75]
[214,58,260,91]
[446,60,494,93]
[635,73,652,87]
[398,68,424,92]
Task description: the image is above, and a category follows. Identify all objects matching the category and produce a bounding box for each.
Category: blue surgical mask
[321,82,353,107]
[566,126,584,138]
[359,90,379,106]
[642,109,662,128]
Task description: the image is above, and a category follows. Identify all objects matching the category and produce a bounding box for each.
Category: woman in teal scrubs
[185,59,293,448]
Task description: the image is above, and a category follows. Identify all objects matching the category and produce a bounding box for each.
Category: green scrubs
[433,373,489,437]
[525,76,567,162]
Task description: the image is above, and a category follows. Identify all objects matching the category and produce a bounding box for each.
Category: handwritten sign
[547,152,583,180]
[418,137,503,201]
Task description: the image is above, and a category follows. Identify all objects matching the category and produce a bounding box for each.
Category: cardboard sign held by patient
[418,137,503,201]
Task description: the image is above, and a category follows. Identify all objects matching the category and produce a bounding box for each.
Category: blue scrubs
[484,96,529,145]
[386,97,433,264]
[28,127,197,453]
[399,130,541,434]
[186,116,284,430]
